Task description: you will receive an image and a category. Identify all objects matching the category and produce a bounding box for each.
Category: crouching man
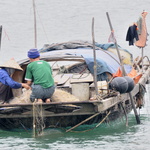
[25,49,55,103]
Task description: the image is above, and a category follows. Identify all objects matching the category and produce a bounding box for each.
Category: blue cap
[28,49,40,59]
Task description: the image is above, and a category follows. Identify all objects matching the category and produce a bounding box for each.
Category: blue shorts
[30,84,55,101]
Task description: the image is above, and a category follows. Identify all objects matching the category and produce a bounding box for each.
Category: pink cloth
[135,11,148,48]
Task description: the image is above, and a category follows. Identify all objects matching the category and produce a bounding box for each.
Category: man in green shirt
[25,49,55,103]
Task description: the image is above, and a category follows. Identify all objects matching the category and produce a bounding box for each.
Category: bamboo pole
[32,0,37,48]
[106,13,126,75]
[66,112,101,132]
[141,47,144,73]
[106,12,140,124]
[0,25,2,50]
[92,17,98,95]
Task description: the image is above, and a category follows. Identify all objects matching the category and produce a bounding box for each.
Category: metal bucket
[71,83,89,101]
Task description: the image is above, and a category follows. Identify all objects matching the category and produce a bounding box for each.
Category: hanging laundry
[126,24,139,46]
[135,11,148,48]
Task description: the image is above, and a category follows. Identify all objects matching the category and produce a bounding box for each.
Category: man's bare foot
[46,99,51,103]
[37,99,43,103]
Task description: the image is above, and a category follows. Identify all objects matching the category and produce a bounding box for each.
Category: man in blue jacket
[0,58,30,104]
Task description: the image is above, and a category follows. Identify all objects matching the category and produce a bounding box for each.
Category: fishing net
[10,88,80,104]
[9,88,32,104]
[32,103,45,137]
[51,88,80,102]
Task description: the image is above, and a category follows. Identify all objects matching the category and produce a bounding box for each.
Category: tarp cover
[39,41,132,79]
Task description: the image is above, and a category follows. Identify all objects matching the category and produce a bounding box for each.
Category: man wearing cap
[0,58,30,104]
[25,49,55,103]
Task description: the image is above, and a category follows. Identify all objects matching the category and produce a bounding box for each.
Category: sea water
[0,0,150,149]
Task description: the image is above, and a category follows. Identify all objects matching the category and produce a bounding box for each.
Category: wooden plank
[95,94,128,112]
[54,74,72,85]
[70,73,93,83]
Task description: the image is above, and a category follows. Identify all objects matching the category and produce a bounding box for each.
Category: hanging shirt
[135,11,148,48]
[126,24,139,46]
[0,68,21,89]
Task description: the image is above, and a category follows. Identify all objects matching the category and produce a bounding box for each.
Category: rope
[36,10,50,44]
[143,56,150,66]
[19,120,29,132]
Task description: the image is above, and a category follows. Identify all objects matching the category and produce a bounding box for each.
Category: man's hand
[21,83,31,90]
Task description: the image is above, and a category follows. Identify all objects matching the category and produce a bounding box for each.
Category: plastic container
[71,83,89,101]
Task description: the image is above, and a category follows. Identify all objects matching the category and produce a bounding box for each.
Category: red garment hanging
[135,11,148,48]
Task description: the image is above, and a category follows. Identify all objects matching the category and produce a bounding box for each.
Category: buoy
[109,77,128,93]
[123,76,135,93]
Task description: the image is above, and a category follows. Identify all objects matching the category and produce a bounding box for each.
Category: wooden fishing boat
[0,41,149,133]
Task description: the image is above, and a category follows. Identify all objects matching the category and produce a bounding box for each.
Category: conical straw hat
[0,58,23,71]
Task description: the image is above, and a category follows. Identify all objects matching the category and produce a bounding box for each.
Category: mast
[32,0,37,48]
[0,25,2,50]
[92,17,98,95]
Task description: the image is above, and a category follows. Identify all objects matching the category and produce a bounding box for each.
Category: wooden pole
[141,48,144,73]
[106,12,126,75]
[0,25,2,50]
[32,0,37,48]
[66,112,101,132]
[106,12,140,124]
[92,17,98,95]
[128,92,140,124]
